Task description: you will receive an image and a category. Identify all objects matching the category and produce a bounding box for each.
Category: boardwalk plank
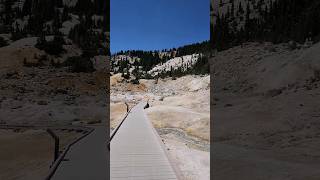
[110,102,178,180]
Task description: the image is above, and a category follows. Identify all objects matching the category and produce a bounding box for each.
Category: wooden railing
[0,124,93,180]
[44,126,94,180]
[108,102,132,150]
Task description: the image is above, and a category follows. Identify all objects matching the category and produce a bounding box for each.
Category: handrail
[108,102,134,150]
[144,99,150,109]
[0,124,93,180]
[44,127,94,180]
[0,124,92,131]
[125,102,129,112]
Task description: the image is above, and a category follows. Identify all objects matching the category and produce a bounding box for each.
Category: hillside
[111,41,210,81]
[211,40,320,179]
[211,0,320,50]
[0,0,109,126]
[0,0,109,55]
[0,2,109,178]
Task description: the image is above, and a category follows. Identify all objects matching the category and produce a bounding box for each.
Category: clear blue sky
[111,0,210,53]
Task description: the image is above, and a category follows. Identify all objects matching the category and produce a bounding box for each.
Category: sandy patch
[163,134,210,180]
[0,129,81,180]
[110,102,127,129]
[147,105,209,141]
[110,73,123,86]
[147,90,210,141]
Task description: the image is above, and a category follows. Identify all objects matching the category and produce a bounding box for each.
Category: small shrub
[288,41,297,50]
[122,73,130,79]
[314,69,320,80]
[39,54,48,62]
[266,88,282,97]
[36,35,65,56]
[87,120,102,124]
[51,59,62,68]
[224,103,233,107]
[191,55,210,75]
[143,73,153,79]
[63,56,95,73]
[130,78,139,84]
[23,57,42,67]
[0,37,8,47]
[11,31,24,41]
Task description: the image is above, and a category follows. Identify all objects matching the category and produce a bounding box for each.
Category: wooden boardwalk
[110,102,179,180]
[51,125,108,180]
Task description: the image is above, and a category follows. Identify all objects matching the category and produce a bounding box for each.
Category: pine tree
[231,1,235,18]
[0,37,8,47]
[219,0,223,7]
[238,1,244,14]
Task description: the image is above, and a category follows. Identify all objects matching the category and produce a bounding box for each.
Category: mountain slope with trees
[211,0,320,50]
[111,41,210,80]
[0,0,109,57]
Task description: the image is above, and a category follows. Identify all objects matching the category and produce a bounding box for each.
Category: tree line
[0,0,109,57]
[113,41,211,72]
[211,0,320,50]
[111,41,211,80]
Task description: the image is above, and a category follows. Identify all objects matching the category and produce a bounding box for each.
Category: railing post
[144,99,150,109]
[125,102,129,112]
[47,129,59,162]
[109,103,132,151]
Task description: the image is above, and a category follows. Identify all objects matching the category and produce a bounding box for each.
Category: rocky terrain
[211,41,320,179]
[0,38,107,179]
[0,0,108,126]
[147,54,201,76]
[0,37,108,179]
[0,39,108,126]
[110,73,210,180]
